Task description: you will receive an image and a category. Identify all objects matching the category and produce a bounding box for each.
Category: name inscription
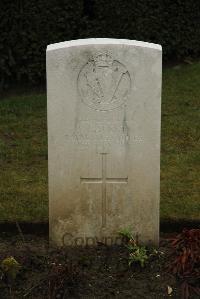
[65,121,144,148]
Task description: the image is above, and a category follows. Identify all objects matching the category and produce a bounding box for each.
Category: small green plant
[127,240,148,267]
[1,256,21,285]
[119,228,133,241]
[119,229,148,267]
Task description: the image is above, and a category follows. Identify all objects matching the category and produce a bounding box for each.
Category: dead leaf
[167,285,173,295]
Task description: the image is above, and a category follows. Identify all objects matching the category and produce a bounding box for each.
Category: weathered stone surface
[47,38,162,246]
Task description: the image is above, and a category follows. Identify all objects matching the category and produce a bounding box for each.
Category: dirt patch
[0,234,196,298]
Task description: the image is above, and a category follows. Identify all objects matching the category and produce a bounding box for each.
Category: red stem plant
[169,229,200,299]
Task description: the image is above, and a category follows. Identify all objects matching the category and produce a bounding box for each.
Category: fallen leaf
[167,286,173,295]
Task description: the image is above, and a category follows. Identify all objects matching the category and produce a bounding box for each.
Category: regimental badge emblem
[77,53,131,111]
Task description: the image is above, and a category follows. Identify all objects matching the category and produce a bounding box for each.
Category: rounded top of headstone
[46,38,162,52]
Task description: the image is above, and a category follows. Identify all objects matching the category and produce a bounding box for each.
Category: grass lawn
[161,62,200,222]
[0,62,199,223]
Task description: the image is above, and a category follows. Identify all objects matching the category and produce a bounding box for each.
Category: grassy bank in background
[0,95,48,221]
[0,62,199,223]
[161,62,200,221]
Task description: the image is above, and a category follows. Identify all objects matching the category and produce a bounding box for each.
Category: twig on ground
[15,222,25,244]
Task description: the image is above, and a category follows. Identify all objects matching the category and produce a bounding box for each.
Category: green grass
[0,95,48,222]
[0,62,200,223]
[161,62,200,221]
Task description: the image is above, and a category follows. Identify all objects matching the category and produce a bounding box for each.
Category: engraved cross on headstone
[80,153,128,228]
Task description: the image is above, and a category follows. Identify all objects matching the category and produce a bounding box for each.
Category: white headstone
[47,38,162,246]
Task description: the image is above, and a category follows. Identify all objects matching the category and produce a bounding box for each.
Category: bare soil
[0,233,192,299]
